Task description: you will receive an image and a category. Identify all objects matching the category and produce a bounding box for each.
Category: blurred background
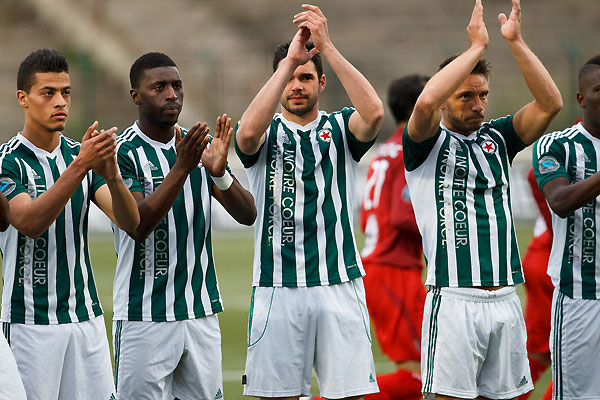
[0,1,595,397]
[1,0,597,226]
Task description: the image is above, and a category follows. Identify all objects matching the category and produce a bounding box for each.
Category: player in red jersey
[360,74,429,400]
[520,168,553,400]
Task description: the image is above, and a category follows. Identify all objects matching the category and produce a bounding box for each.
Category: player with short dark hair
[532,54,600,400]
[111,51,256,400]
[0,47,139,400]
[359,74,428,400]
[235,4,384,399]
[404,0,562,399]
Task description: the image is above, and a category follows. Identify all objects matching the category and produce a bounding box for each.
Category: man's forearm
[320,44,383,139]
[105,176,139,232]
[508,38,562,114]
[236,59,297,154]
[9,159,89,238]
[128,166,189,241]
[215,178,256,226]
[419,44,486,113]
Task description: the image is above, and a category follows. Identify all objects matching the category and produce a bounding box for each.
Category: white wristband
[211,172,234,191]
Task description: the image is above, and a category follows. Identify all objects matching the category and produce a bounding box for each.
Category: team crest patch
[0,177,16,196]
[539,155,560,173]
[123,178,134,189]
[402,185,411,202]
[317,129,332,143]
[481,139,497,154]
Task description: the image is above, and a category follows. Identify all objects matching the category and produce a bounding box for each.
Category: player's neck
[137,118,175,144]
[281,106,320,127]
[582,116,600,139]
[21,123,61,153]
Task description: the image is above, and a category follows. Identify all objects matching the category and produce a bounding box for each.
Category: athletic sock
[520,357,548,400]
[364,369,422,400]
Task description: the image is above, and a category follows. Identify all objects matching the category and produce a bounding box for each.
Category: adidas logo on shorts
[215,388,223,399]
[517,376,528,388]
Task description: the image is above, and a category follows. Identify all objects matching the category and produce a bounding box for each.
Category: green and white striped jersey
[113,122,223,322]
[533,122,600,299]
[234,108,375,287]
[0,133,105,324]
[403,116,525,287]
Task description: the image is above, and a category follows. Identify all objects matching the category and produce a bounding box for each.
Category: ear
[16,90,28,108]
[130,89,141,105]
[576,92,585,108]
[319,74,326,94]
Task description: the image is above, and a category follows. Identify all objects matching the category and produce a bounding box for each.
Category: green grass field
[4,221,551,399]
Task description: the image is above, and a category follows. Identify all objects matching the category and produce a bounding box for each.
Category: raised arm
[8,122,118,239]
[124,123,210,242]
[236,28,318,155]
[293,4,384,141]
[204,115,256,225]
[407,0,489,143]
[501,0,562,145]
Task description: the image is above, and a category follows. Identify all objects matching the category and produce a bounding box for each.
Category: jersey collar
[440,123,479,141]
[16,132,64,158]
[132,121,176,149]
[278,111,326,133]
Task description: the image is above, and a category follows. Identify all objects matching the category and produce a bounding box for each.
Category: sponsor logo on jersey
[147,161,159,171]
[539,156,559,173]
[0,177,16,196]
[481,139,497,154]
[317,129,332,143]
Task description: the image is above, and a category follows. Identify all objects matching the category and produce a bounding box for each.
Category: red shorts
[522,231,553,354]
[363,263,425,363]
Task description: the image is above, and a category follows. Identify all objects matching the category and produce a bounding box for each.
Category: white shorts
[5,315,115,400]
[113,315,223,400]
[421,286,532,399]
[551,289,600,400]
[243,278,379,399]
[0,324,26,400]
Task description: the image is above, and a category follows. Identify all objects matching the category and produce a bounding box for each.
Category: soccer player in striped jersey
[235,4,384,399]
[359,75,428,400]
[404,0,562,399]
[0,48,140,400]
[111,52,256,400]
[0,192,27,400]
[532,55,600,400]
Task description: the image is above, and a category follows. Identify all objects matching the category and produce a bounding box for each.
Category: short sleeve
[88,172,106,197]
[532,136,568,191]
[117,147,143,193]
[234,121,265,168]
[341,107,377,162]
[402,125,442,172]
[0,157,28,200]
[487,115,526,162]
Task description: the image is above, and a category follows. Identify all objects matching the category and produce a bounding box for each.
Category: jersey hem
[253,274,365,288]
[112,308,223,322]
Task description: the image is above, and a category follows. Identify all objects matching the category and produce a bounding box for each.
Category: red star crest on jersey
[318,129,332,143]
[481,139,497,154]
